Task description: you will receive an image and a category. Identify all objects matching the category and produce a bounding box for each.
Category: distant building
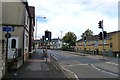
[76,31,120,57]
[33,39,43,49]
[50,38,62,50]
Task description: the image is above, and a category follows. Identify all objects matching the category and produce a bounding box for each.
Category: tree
[63,31,77,47]
[81,29,93,38]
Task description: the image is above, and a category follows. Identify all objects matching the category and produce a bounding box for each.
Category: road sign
[5,32,11,38]
[3,26,14,32]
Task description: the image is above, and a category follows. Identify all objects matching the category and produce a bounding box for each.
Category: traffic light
[45,30,52,42]
[98,21,102,28]
[103,31,107,39]
[84,36,86,42]
[42,36,45,42]
[49,31,52,42]
[99,32,102,40]
[45,30,49,38]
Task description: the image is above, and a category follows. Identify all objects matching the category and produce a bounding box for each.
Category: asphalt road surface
[46,49,119,79]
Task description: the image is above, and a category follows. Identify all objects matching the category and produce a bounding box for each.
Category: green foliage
[62,31,77,47]
[81,29,94,38]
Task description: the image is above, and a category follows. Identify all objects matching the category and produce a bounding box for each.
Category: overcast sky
[28,0,119,40]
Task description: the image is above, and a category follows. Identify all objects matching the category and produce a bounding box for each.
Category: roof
[52,38,62,42]
[77,31,120,42]
[33,39,42,43]
[52,38,59,42]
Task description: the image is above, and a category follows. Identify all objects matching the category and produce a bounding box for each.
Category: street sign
[5,33,11,38]
[3,26,14,32]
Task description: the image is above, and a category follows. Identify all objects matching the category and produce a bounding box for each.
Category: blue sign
[3,26,14,32]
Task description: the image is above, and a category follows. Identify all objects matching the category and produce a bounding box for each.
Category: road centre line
[63,63,89,67]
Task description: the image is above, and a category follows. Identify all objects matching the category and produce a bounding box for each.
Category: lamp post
[35,17,46,53]
[35,17,46,39]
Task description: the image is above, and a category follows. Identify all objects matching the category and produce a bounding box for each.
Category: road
[44,49,119,79]
[36,49,119,78]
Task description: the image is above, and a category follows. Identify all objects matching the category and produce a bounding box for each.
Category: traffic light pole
[84,34,86,56]
[45,42,47,63]
[101,20,105,60]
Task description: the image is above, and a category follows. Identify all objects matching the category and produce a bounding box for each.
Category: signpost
[3,26,14,74]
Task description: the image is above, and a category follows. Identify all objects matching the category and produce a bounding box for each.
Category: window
[11,39,16,48]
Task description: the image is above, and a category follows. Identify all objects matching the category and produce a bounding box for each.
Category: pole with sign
[3,26,14,73]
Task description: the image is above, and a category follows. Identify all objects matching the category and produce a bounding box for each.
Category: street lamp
[35,16,46,53]
[35,17,46,39]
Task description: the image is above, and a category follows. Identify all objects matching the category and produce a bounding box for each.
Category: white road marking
[106,62,119,66]
[90,64,100,71]
[61,67,79,79]
[101,70,118,76]
[53,64,59,70]
[90,64,119,76]
[64,63,89,67]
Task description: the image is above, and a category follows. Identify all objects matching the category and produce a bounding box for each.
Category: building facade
[76,31,120,57]
[0,0,34,79]
[28,6,35,58]
[50,38,62,50]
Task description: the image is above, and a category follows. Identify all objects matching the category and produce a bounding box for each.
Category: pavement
[2,51,68,80]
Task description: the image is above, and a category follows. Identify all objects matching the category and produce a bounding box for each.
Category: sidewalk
[3,51,68,79]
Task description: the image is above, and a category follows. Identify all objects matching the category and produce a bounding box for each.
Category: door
[8,37,19,60]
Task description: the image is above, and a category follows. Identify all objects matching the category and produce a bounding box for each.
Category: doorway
[8,37,19,60]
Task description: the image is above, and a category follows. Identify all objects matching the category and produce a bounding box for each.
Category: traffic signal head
[103,31,107,39]
[99,32,102,40]
[42,36,45,42]
[45,30,52,42]
[45,30,49,38]
[84,36,86,42]
[49,32,52,42]
[98,21,102,28]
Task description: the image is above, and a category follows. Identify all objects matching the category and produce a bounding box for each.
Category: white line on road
[90,64,100,71]
[64,63,89,67]
[53,64,59,70]
[90,64,119,77]
[101,70,118,76]
[106,62,119,66]
[61,67,79,79]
